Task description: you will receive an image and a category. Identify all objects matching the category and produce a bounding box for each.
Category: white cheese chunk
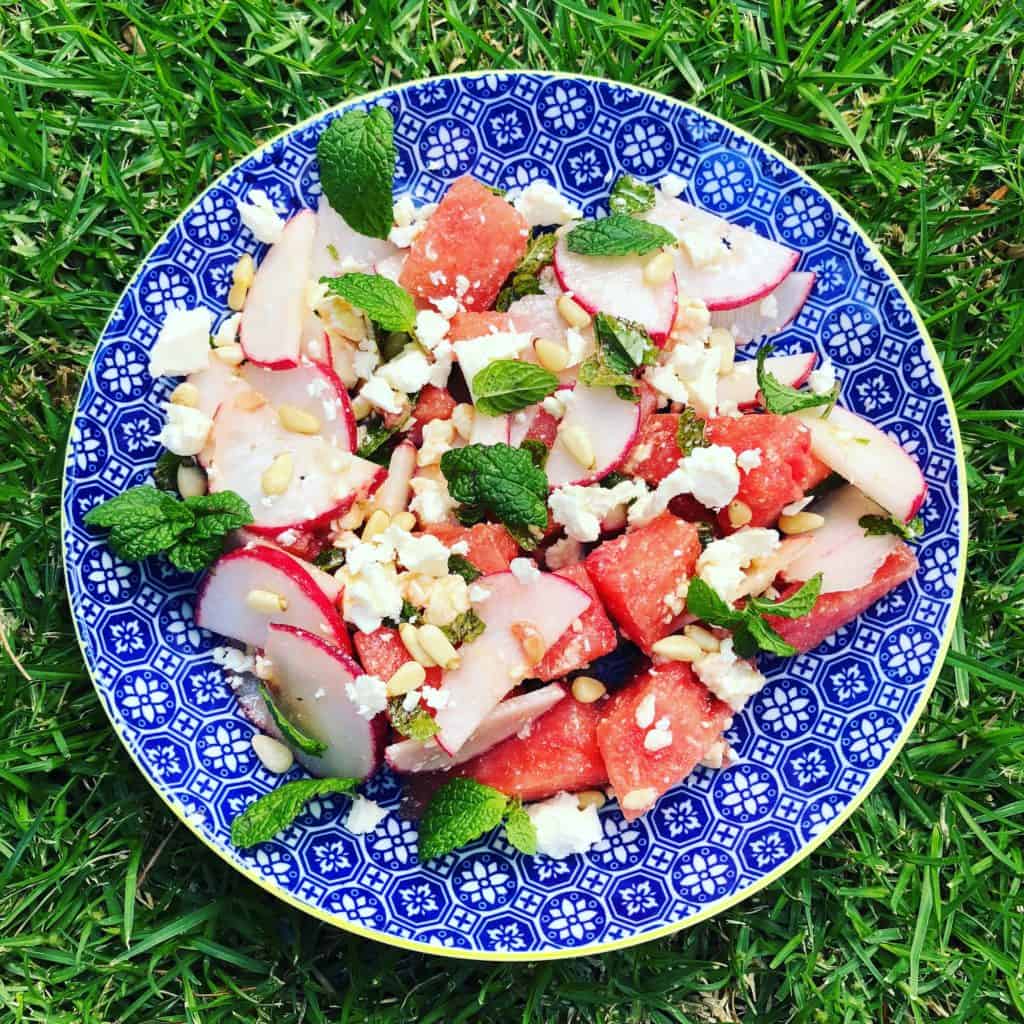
[236,189,285,244]
[346,795,389,834]
[149,306,213,377]
[526,791,603,860]
[344,674,389,719]
[512,181,583,227]
[156,403,213,456]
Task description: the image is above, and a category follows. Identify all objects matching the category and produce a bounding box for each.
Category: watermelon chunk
[411,385,456,427]
[457,696,608,800]
[422,522,518,574]
[597,662,732,820]
[353,627,444,689]
[533,564,618,683]
[399,178,529,311]
[623,413,683,487]
[448,310,514,342]
[764,543,918,653]
[584,512,701,653]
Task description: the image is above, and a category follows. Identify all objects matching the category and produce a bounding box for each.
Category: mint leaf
[520,438,549,470]
[323,273,416,334]
[418,778,509,861]
[314,547,346,573]
[184,491,253,539]
[757,345,839,415]
[356,413,405,465]
[440,609,486,647]
[447,554,481,583]
[317,107,395,240]
[503,800,538,855]
[859,514,925,541]
[167,534,223,573]
[506,522,543,552]
[85,486,195,561]
[600,471,629,489]
[676,407,708,457]
[472,360,559,416]
[440,443,549,531]
[609,174,656,215]
[742,615,797,657]
[230,777,359,848]
[749,574,822,620]
[566,214,676,257]
[594,313,657,373]
[578,352,638,394]
[494,233,558,311]
[388,697,439,741]
[685,577,745,630]
[259,683,327,757]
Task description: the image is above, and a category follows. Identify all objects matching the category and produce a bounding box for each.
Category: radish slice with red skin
[552,236,677,343]
[240,210,316,369]
[795,406,927,522]
[229,531,341,603]
[716,352,817,410]
[312,196,399,280]
[433,571,592,756]
[710,271,816,344]
[187,358,246,421]
[264,624,384,779]
[735,535,814,600]
[385,684,566,773]
[507,292,595,383]
[195,546,349,651]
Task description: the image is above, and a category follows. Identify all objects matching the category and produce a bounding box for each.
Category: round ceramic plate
[63,71,966,960]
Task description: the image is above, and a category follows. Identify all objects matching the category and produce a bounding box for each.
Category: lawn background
[1,1,1022,1021]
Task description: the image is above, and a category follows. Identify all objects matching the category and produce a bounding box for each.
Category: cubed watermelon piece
[422,522,518,573]
[524,406,561,448]
[353,627,444,688]
[399,178,529,312]
[457,695,607,800]
[623,413,682,487]
[798,453,833,492]
[764,543,918,653]
[411,385,456,427]
[585,512,701,653]
[533,564,617,682]
[448,310,514,342]
[597,662,732,820]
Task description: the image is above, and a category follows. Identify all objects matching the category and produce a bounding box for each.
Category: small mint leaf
[322,273,416,334]
[418,778,509,861]
[566,214,676,257]
[472,360,559,416]
[230,778,358,848]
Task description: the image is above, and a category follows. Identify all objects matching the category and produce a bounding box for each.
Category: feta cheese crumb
[415,309,450,351]
[541,392,568,419]
[236,189,285,244]
[509,557,541,585]
[453,331,533,401]
[346,795,390,835]
[359,374,404,415]
[345,674,389,719]
[680,444,740,510]
[512,181,583,227]
[410,475,457,525]
[679,229,727,270]
[156,403,214,456]
[467,583,491,603]
[525,791,603,860]
[694,637,767,711]
[149,306,213,377]
[341,562,404,633]
[386,526,452,577]
[549,479,647,542]
[402,689,421,712]
[659,172,687,197]
[379,348,433,394]
[635,692,657,729]
[212,646,254,674]
[808,358,837,395]
[697,528,780,602]
[736,448,762,472]
[432,295,460,320]
[758,292,779,319]
[421,685,450,710]
[450,540,469,556]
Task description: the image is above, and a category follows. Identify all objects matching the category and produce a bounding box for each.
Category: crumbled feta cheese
[671,297,712,346]
[432,295,460,320]
[545,535,583,570]
[236,189,285,244]
[644,363,689,407]
[359,374,404,415]
[427,340,454,389]
[402,689,422,712]
[635,692,656,729]
[680,444,740,510]
[808,359,837,395]
[736,448,762,472]
[450,540,469,556]
[213,312,242,349]
[694,637,767,711]
[393,195,416,229]
[467,583,491,603]
[526,791,603,860]
[509,557,541,585]
[385,526,451,577]
[415,309,450,351]
[759,293,779,319]
[563,327,590,367]
[379,348,433,394]
[418,418,455,467]
[421,685,450,710]
[341,562,404,633]
[156,403,214,456]
[212,646,255,674]
[149,306,213,377]
[697,528,781,601]
[352,341,380,381]
[453,331,533,401]
[345,674,389,719]
[678,229,727,270]
[410,475,457,525]
[549,479,648,542]
[659,173,687,197]
[512,181,583,227]
[670,341,722,416]
[781,496,814,517]
[644,721,673,751]
[346,795,389,834]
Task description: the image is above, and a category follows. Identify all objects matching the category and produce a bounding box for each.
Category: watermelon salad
[87,107,928,862]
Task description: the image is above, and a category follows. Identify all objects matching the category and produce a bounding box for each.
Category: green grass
[1,0,1021,1020]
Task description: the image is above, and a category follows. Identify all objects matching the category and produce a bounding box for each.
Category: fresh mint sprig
[259,684,327,757]
[609,174,656,215]
[566,214,675,257]
[440,609,486,647]
[230,777,359,848]
[494,233,557,311]
[676,407,708,457]
[388,698,439,741]
[322,273,416,334]
[472,360,559,416]
[756,345,839,416]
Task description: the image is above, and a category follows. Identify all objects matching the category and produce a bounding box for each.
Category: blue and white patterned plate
[62,72,967,960]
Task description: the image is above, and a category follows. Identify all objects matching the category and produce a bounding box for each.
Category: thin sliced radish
[385,684,566,773]
[470,412,511,445]
[312,196,399,280]
[196,546,348,650]
[206,402,384,533]
[187,358,246,421]
[644,195,799,311]
[710,271,815,343]
[507,292,595,383]
[374,253,407,283]
[716,352,817,410]
[781,485,902,593]
[735,535,813,599]
[433,571,592,755]
[240,210,316,369]
[553,236,677,343]
[795,406,927,522]
[507,406,540,448]
[239,360,356,452]
[230,531,341,603]
[545,384,641,488]
[265,624,383,779]
[300,306,330,366]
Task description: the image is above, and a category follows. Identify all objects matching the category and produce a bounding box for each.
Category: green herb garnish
[322,273,416,334]
[259,684,327,757]
[609,174,656,215]
[676,407,708,457]
[440,609,486,647]
[859,514,925,541]
[472,360,559,416]
[566,214,675,257]
[447,554,482,583]
[388,697,440,741]
[494,233,557,311]
[230,778,359,848]
[756,345,839,416]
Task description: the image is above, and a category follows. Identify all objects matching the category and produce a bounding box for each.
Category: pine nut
[571,676,606,704]
[253,656,275,681]
[212,343,245,366]
[169,382,200,408]
[386,660,427,697]
[261,453,293,496]
[337,502,366,531]
[252,734,293,774]
[362,508,391,541]
[534,338,570,373]
[559,424,595,469]
[557,294,591,329]
[351,395,373,421]
[512,621,547,667]
[451,403,475,439]
[228,254,255,311]
[684,624,720,652]
[417,624,460,670]
[246,588,287,614]
[577,789,606,811]
[399,622,436,667]
[779,511,826,535]
[708,327,736,375]
[278,404,320,435]
[643,249,675,285]
[234,389,266,411]
[727,499,752,528]
[391,511,416,532]
[176,464,207,498]
[621,787,658,811]
[404,574,434,607]
[651,635,703,663]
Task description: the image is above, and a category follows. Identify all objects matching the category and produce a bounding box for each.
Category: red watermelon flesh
[585,512,701,653]
[764,543,918,653]
[533,564,618,682]
[456,695,608,800]
[399,178,529,312]
[448,310,515,342]
[597,662,732,820]
[411,385,456,427]
[353,627,444,689]
[422,522,518,574]
[623,413,683,487]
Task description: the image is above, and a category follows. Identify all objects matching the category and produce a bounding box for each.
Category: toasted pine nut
[234,253,255,289]
[451,403,475,439]
[278,404,320,435]
[337,502,366,531]
[404,574,434,607]
[399,622,436,667]
[577,789,607,811]
[512,621,547,667]
[176,464,207,499]
[253,656,275,681]
[557,294,591,329]
[261,453,293,496]
[417,624,460,670]
[252,734,293,774]
[779,511,826,535]
[727,499,752,528]
[212,343,245,366]
[571,676,606,704]
[169,382,200,408]
[534,338,570,373]
[559,424,595,470]
[386,660,427,697]
[684,624,720,652]
[362,508,391,541]
[643,249,675,285]
[621,787,658,811]
[351,395,373,421]
[708,327,736,375]
[651,635,703,663]
[391,511,416,532]
[234,389,266,411]
[246,589,287,614]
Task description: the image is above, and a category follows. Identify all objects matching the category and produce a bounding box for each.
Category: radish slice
[187,358,246,420]
[376,440,416,515]
[507,406,539,448]
[545,384,641,488]
[230,531,341,603]
[795,407,927,522]
[470,412,511,446]
[716,352,817,410]
[385,684,566,773]
[552,236,677,343]
[240,210,316,369]
[507,292,595,382]
[433,571,592,755]
[781,485,902,593]
[643,195,799,311]
[312,196,399,280]
[735,535,814,599]
[265,624,384,779]
[710,271,816,343]
[239,361,356,452]
[374,253,407,283]
[196,546,348,650]
[206,402,384,533]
